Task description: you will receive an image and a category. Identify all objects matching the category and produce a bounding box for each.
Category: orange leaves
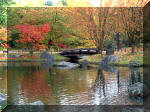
[0,27,10,48]
[120,7,143,42]
[21,69,51,99]
[0,27,7,41]
[16,23,50,50]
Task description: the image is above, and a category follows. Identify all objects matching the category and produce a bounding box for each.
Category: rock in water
[41,52,54,69]
[100,55,119,65]
[29,101,44,105]
[0,94,6,105]
[129,60,140,67]
[41,51,54,61]
[79,59,89,68]
[128,82,143,97]
[56,61,79,69]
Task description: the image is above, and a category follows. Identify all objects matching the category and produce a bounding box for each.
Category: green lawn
[53,54,67,60]
[80,50,143,65]
[0,53,67,61]
[80,54,103,63]
[117,51,143,64]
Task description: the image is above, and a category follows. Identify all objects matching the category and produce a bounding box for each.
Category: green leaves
[0,0,15,26]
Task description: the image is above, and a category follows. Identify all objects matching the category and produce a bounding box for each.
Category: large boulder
[128,82,143,97]
[129,60,140,67]
[0,94,6,106]
[40,51,54,61]
[100,55,119,65]
[79,59,89,68]
[41,52,54,69]
[56,61,79,69]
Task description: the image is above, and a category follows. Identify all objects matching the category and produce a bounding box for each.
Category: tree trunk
[29,49,33,56]
[99,39,104,58]
[131,44,135,54]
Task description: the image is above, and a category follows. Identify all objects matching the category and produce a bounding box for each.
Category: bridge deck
[60,48,99,56]
[60,48,99,63]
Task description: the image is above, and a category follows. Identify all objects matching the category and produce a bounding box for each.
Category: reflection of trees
[48,67,59,96]
[93,67,121,97]
[117,70,120,90]
[48,67,95,104]
[0,65,7,95]
[94,68,106,97]
[21,66,52,102]
[7,63,101,105]
[129,67,142,85]
[144,68,150,108]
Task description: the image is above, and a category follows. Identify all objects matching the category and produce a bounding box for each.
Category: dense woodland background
[0,0,149,54]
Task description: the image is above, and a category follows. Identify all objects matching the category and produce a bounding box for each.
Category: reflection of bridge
[60,48,99,63]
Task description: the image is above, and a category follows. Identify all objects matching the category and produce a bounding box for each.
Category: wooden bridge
[60,48,99,63]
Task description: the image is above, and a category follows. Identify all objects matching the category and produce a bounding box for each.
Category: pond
[0,62,144,106]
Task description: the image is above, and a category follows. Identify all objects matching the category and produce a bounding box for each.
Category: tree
[143,1,150,44]
[0,1,15,50]
[119,7,143,53]
[0,0,15,26]
[16,23,50,55]
[66,7,113,55]
[0,27,10,49]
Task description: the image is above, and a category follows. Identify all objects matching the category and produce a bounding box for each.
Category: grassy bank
[0,53,66,62]
[81,49,143,65]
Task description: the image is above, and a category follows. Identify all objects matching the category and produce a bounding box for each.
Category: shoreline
[0,59,67,62]
[0,59,149,67]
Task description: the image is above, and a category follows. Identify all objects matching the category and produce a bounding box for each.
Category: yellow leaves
[83,39,96,48]
[0,27,7,41]
[104,35,111,39]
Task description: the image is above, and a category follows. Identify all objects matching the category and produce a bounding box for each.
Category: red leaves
[1,43,10,48]
[57,43,68,49]
[16,23,50,50]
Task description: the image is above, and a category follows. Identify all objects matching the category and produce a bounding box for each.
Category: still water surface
[0,62,143,105]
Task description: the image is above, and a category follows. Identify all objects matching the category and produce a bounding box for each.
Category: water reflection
[128,67,143,104]
[129,67,143,85]
[0,63,7,95]
[41,61,54,69]
[144,68,150,110]
[92,66,123,105]
[0,63,7,110]
[4,63,144,105]
[100,64,119,73]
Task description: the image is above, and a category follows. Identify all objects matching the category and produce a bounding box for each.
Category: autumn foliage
[16,23,50,50]
[0,27,10,48]
[57,43,68,49]
[7,5,145,53]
